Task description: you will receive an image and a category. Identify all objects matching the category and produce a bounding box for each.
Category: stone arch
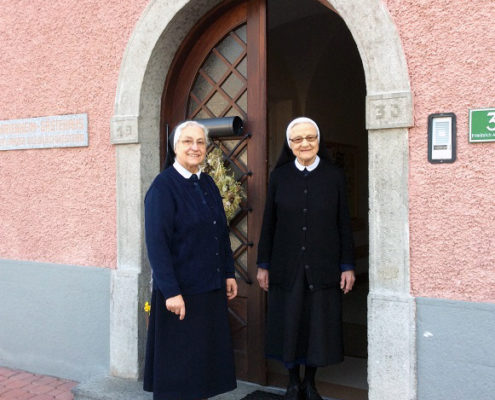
[110,1,415,399]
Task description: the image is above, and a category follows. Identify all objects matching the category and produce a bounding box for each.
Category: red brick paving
[0,367,77,400]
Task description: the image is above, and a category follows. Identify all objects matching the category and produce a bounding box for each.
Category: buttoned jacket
[144,167,235,299]
[257,159,354,290]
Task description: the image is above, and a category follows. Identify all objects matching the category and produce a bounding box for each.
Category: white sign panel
[428,113,456,163]
[431,116,452,160]
[0,113,88,151]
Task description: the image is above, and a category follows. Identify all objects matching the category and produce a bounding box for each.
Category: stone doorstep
[72,376,284,400]
[72,376,152,400]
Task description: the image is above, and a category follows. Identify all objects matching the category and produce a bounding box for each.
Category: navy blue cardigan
[257,159,354,290]
[144,167,235,299]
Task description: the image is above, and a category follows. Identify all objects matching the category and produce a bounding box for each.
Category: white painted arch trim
[110,1,416,399]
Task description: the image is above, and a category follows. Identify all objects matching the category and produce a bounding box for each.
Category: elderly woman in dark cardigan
[257,117,355,400]
[143,120,238,400]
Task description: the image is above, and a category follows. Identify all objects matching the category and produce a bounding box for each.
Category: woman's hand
[226,278,238,300]
[340,270,356,294]
[257,268,269,292]
[165,294,186,320]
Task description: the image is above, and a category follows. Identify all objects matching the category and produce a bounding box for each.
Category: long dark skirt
[265,265,344,367]
[143,288,237,400]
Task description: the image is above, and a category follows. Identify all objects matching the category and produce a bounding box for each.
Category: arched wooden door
[161,0,267,384]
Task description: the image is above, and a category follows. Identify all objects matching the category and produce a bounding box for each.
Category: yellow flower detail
[144,301,151,315]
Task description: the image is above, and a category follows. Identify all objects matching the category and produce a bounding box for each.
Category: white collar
[173,160,201,179]
[295,155,320,171]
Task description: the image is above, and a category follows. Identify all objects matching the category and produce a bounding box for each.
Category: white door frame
[109,1,416,399]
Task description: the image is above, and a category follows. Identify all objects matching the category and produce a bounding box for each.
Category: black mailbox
[194,116,243,137]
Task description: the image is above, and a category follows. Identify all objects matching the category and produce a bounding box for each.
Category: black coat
[144,167,235,299]
[143,166,237,399]
[257,159,354,290]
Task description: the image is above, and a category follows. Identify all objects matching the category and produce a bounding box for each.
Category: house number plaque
[111,116,139,144]
[366,92,413,130]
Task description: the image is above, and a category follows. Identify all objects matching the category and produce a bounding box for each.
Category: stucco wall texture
[0,0,149,268]
[1,1,494,302]
[385,0,495,303]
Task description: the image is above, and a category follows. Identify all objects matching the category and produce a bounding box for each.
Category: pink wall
[1,0,494,301]
[386,0,495,302]
[0,0,148,268]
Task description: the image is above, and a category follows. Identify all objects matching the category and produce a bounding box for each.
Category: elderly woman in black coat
[143,120,238,400]
[257,117,355,400]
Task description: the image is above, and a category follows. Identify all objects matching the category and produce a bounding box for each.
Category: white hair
[173,120,209,150]
[286,117,320,146]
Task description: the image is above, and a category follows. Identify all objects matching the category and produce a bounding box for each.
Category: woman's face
[288,122,319,166]
[174,124,207,173]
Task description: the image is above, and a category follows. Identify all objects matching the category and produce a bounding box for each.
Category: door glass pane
[225,107,243,118]
[236,91,248,113]
[217,34,244,64]
[195,109,211,119]
[206,92,230,115]
[222,73,244,99]
[187,97,199,116]
[237,56,247,79]
[191,74,213,102]
[238,146,247,166]
[230,233,242,251]
[235,25,247,43]
[203,52,229,83]
[238,215,248,237]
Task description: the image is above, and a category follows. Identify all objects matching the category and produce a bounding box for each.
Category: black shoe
[284,383,302,400]
[301,381,323,400]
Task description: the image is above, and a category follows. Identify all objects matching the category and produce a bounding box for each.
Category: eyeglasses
[289,135,318,144]
[179,139,207,147]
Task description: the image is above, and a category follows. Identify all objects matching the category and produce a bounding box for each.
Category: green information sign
[469,108,495,142]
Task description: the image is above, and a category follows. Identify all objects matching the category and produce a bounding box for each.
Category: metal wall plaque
[0,113,88,151]
[469,108,495,142]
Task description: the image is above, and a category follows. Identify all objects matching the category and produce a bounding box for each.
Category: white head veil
[173,120,209,150]
[286,117,320,146]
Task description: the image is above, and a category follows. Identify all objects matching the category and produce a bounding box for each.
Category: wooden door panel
[161,0,267,383]
[245,0,267,384]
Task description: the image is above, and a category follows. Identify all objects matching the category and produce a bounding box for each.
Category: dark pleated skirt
[143,288,237,400]
[265,265,344,367]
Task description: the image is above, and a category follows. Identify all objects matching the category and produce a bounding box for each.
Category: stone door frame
[109,1,416,399]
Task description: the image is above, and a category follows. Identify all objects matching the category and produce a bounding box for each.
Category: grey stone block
[0,259,110,382]
[73,376,152,400]
[72,377,277,400]
[417,298,495,400]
